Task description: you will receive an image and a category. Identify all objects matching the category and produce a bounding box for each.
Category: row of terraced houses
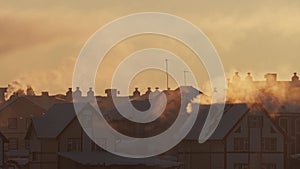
[0,73,299,169]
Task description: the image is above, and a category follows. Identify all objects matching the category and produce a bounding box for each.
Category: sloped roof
[58,152,181,168]
[262,101,300,114]
[31,101,250,140]
[185,103,249,140]
[0,95,65,112]
[25,95,65,110]
[31,103,87,138]
[0,132,8,143]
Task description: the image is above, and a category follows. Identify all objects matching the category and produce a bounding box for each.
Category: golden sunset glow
[1,0,300,95]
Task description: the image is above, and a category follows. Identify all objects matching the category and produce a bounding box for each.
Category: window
[25,140,30,150]
[248,116,263,128]
[261,163,276,169]
[82,114,93,128]
[234,137,248,151]
[262,137,277,152]
[234,163,249,169]
[67,138,81,152]
[32,152,39,161]
[8,118,17,129]
[296,119,300,133]
[26,118,31,129]
[8,138,18,150]
[279,118,288,132]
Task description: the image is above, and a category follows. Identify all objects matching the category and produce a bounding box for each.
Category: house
[25,103,87,169]
[263,102,300,168]
[0,91,65,167]
[25,102,181,169]
[25,86,287,169]
[169,103,287,169]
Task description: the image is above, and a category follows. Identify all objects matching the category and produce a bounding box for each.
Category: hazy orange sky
[1,0,300,95]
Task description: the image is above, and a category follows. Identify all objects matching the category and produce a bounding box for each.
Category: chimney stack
[292,72,299,82]
[65,88,73,102]
[264,73,277,83]
[41,91,49,97]
[145,87,152,95]
[73,87,82,101]
[105,89,117,98]
[87,87,94,98]
[0,88,7,104]
[133,87,140,97]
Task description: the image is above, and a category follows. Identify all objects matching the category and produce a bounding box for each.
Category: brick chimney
[0,88,7,104]
[73,87,82,101]
[105,89,117,98]
[87,87,94,98]
[292,72,299,82]
[264,73,277,83]
[66,88,73,101]
[41,91,49,97]
[145,87,152,95]
[133,87,140,97]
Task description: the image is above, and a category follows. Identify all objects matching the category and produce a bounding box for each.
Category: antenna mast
[184,70,189,86]
[165,59,169,90]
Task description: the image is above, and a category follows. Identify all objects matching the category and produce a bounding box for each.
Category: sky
[0,0,300,95]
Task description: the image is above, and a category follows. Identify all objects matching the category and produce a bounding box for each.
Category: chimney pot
[133,87,140,97]
[87,87,94,98]
[292,72,299,82]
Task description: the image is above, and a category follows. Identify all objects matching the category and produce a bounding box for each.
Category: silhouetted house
[263,103,300,168]
[0,132,8,168]
[23,85,289,169]
[171,103,286,169]
[25,103,88,169]
[25,102,180,169]
[0,92,65,166]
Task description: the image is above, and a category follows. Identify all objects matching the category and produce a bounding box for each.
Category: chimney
[245,72,253,81]
[151,87,161,98]
[232,72,241,82]
[0,88,7,104]
[145,87,152,95]
[105,89,117,98]
[65,88,73,102]
[87,87,95,98]
[264,73,277,83]
[292,72,299,82]
[133,87,140,97]
[41,91,49,97]
[73,87,82,101]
